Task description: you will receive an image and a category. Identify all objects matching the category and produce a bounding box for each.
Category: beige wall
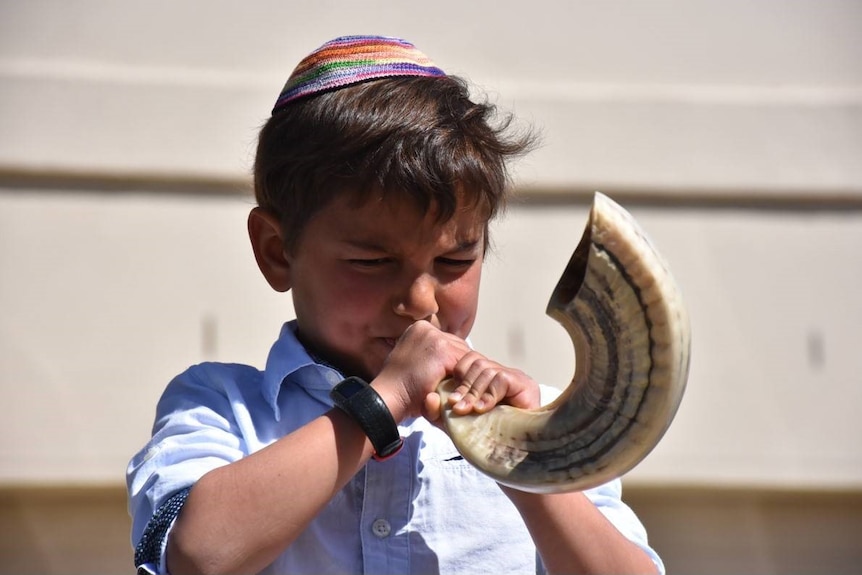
[2,2,861,197]
[3,192,861,489]
[1,1,860,573]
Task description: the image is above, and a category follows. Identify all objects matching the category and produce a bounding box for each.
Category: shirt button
[371,518,391,538]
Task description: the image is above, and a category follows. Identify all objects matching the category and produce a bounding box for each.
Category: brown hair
[253,75,536,252]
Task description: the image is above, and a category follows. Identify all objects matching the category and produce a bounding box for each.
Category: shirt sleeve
[583,479,665,574]
[126,364,252,574]
[132,486,191,574]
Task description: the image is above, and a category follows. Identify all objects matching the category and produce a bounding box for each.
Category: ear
[248,207,292,292]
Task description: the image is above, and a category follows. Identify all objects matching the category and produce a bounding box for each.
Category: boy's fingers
[473,373,512,412]
[453,351,489,379]
[448,352,539,414]
[451,369,504,414]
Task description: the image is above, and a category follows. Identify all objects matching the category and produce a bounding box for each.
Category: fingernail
[454,399,467,410]
[449,391,462,402]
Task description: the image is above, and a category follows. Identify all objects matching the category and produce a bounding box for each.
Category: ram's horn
[439,192,691,494]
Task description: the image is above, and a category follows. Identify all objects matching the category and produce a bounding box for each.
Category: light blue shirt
[127,321,663,574]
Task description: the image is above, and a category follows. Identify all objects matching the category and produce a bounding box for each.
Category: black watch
[330,376,403,461]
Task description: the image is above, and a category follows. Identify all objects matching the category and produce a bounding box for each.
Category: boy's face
[286,193,486,380]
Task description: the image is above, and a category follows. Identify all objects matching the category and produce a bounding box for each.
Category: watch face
[337,377,367,398]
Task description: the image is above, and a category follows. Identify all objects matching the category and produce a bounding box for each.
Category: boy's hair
[253,74,536,252]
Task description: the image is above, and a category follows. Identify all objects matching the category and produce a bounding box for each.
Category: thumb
[422,392,443,425]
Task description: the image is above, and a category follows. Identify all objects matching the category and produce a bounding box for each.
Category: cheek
[292,268,375,328]
[320,280,380,317]
[293,278,384,357]
[440,268,482,337]
[320,273,397,327]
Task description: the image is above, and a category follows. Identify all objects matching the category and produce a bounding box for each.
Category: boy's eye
[348,258,390,267]
[437,257,475,268]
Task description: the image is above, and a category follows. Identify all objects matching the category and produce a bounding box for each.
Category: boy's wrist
[369,376,411,423]
[330,377,404,461]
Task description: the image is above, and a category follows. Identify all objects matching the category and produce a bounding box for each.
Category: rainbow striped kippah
[272,35,447,113]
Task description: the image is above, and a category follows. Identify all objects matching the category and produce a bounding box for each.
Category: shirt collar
[263,321,344,420]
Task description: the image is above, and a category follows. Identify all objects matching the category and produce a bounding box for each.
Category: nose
[394,273,439,321]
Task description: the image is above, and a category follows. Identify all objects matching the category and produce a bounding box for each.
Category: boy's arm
[166,321,467,575]
[503,487,661,575]
[440,362,663,575]
[166,407,376,575]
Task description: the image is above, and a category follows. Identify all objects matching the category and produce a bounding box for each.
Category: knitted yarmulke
[272,35,446,113]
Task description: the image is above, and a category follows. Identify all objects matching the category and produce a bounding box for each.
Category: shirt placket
[359,445,413,574]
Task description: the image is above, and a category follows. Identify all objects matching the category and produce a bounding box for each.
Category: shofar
[439,192,691,494]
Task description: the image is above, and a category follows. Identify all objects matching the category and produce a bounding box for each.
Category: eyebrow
[340,238,390,252]
[341,238,483,254]
[450,239,483,253]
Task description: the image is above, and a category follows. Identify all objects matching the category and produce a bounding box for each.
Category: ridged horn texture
[439,192,691,493]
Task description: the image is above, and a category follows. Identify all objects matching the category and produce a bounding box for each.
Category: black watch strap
[330,376,403,461]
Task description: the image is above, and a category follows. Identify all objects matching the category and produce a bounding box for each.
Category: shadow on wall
[625,486,862,574]
[1,485,862,574]
[0,487,133,574]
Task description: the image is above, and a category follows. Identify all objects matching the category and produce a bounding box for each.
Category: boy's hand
[372,320,541,424]
[373,321,473,422]
[445,352,541,415]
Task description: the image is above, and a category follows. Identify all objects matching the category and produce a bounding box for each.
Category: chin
[363,359,386,380]
[340,351,380,380]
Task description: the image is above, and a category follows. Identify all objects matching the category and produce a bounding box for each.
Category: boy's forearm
[166,410,373,575]
[501,487,659,575]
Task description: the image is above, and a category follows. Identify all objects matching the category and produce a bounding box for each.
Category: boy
[127,35,663,574]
